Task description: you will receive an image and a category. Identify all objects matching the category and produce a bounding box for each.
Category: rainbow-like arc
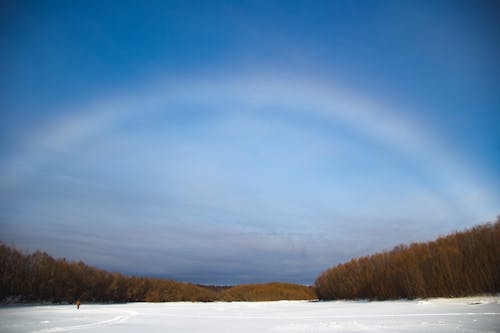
[0,75,496,221]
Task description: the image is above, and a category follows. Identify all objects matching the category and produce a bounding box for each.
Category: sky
[1,0,499,285]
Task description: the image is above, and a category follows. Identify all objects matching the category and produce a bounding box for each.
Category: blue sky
[1,1,499,284]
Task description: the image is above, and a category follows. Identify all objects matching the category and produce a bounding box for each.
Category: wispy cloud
[2,74,496,214]
[1,73,498,284]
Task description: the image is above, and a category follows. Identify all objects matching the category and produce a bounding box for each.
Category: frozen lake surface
[1,297,499,332]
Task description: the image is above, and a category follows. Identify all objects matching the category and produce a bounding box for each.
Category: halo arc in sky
[4,74,495,215]
[1,73,498,284]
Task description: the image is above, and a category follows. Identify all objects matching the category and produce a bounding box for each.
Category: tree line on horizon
[0,244,315,303]
[1,218,498,303]
[315,218,500,300]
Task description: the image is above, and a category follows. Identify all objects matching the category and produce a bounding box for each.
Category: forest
[0,244,315,303]
[1,218,498,303]
[315,218,500,300]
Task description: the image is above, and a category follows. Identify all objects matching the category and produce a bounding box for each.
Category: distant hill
[220,282,316,301]
[0,244,315,303]
[315,217,500,300]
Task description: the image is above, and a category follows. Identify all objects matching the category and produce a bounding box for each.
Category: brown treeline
[2,219,498,303]
[315,218,500,300]
[0,244,315,303]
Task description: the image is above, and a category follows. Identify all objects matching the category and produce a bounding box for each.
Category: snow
[1,297,498,332]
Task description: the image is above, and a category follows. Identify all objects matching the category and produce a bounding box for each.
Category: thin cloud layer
[1,2,499,284]
[1,75,498,284]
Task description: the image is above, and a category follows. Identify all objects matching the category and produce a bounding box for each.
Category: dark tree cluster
[315,218,500,300]
[0,245,217,303]
[0,245,315,303]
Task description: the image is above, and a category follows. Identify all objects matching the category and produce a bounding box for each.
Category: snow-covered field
[1,297,499,333]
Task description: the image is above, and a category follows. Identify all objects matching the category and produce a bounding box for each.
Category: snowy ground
[0,297,498,333]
